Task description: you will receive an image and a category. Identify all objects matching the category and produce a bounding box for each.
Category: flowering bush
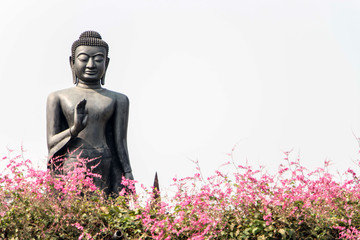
[0,151,144,239]
[1,148,360,239]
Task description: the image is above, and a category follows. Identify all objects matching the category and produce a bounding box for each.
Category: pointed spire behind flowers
[151,172,161,210]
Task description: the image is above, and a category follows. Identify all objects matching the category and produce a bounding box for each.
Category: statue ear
[69,56,78,85]
[101,57,110,85]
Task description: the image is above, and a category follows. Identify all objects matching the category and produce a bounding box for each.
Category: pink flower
[72,222,84,231]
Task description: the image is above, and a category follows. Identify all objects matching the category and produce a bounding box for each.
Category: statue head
[70,31,110,85]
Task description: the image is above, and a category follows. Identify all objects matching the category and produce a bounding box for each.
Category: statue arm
[46,93,72,160]
[47,94,88,162]
[114,95,133,178]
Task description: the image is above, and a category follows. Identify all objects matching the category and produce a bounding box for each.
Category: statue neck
[77,79,102,89]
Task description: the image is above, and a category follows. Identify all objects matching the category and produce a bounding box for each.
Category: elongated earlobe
[69,56,78,85]
[73,72,78,85]
[101,57,110,85]
[101,75,105,85]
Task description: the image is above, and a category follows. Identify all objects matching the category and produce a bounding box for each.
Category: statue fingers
[76,99,87,113]
[82,114,88,126]
[79,98,87,105]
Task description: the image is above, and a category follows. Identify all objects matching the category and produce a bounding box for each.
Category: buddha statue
[46,31,133,195]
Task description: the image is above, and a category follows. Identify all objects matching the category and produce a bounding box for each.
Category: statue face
[73,45,107,82]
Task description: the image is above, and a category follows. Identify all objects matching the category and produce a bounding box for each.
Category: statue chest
[60,92,115,124]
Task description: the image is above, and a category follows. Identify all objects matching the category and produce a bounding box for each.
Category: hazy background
[1,0,360,189]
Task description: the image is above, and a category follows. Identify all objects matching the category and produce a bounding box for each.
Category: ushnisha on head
[70,31,110,85]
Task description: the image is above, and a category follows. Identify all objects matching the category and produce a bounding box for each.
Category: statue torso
[55,87,117,158]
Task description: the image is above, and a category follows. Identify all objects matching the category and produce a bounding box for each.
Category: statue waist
[65,145,112,159]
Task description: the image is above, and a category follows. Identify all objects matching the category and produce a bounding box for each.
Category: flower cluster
[1,148,360,239]
[138,152,360,239]
[0,151,142,239]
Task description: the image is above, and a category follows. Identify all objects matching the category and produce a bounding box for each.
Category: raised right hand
[71,99,88,137]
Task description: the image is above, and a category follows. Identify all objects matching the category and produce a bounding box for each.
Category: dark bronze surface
[46,31,133,195]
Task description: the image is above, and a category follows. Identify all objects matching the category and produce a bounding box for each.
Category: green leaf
[278,228,286,239]
[252,227,261,235]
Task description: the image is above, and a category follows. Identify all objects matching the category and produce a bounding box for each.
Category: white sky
[1,0,360,189]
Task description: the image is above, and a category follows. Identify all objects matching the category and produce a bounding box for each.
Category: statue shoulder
[48,87,74,97]
[117,92,129,104]
[47,88,75,102]
[103,89,129,105]
[116,92,129,108]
